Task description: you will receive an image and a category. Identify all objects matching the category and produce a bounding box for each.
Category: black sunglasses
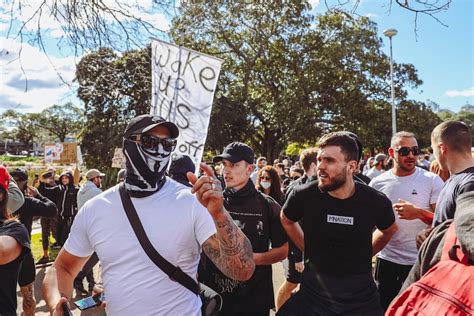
[129,134,177,152]
[395,146,420,157]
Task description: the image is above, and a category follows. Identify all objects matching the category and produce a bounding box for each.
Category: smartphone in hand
[74,292,106,311]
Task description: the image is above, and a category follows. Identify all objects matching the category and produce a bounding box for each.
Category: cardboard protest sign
[111,148,126,168]
[151,38,223,166]
[57,143,77,164]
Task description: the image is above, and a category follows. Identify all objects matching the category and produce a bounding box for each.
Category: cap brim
[213,153,241,164]
[141,122,179,138]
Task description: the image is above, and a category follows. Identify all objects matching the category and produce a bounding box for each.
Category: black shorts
[286,257,303,284]
[18,252,36,287]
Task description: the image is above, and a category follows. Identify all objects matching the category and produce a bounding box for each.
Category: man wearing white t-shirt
[43,114,255,315]
[369,131,443,310]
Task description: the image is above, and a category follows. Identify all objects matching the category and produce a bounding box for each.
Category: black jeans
[76,252,99,287]
[374,257,413,310]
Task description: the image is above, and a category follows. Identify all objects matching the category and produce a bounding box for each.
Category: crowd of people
[0,114,472,315]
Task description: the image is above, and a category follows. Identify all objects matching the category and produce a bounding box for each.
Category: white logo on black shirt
[327,214,354,225]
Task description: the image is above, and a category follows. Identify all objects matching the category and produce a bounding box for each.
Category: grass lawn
[31,233,60,262]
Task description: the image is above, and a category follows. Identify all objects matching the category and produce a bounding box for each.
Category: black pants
[277,269,383,316]
[76,252,99,287]
[41,215,58,250]
[374,257,413,311]
[56,216,74,246]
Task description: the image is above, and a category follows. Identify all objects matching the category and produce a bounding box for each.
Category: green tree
[171,3,422,160]
[76,47,151,170]
[35,102,84,142]
[1,110,39,148]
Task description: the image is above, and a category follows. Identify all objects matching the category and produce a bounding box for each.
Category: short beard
[318,168,347,192]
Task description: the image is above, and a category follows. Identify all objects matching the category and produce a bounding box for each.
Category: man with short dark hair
[199,142,288,315]
[369,131,443,310]
[279,132,398,315]
[431,120,474,226]
[43,115,255,315]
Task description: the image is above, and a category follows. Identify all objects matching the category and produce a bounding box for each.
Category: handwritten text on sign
[151,39,223,166]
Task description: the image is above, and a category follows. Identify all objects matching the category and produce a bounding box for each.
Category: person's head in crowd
[213,142,254,191]
[300,147,318,177]
[367,157,375,169]
[388,131,419,175]
[168,154,195,187]
[122,114,179,196]
[10,168,28,192]
[316,132,359,192]
[273,159,280,166]
[117,169,126,183]
[289,167,304,181]
[256,165,283,203]
[275,163,285,176]
[431,120,473,172]
[373,153,387,170]
[41,171,55,185]
[282,158,291,168]
[59,170,74,187]
[0,166,11,220]
[294,161,302,169]
[284,167,290,177]
[86,169,105,189]
[256,156,267,170]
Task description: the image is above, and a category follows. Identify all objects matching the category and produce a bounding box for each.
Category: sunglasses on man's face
[395,146,420,157]
[129,134,177,152]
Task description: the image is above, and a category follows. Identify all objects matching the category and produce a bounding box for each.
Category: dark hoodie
[47,172,79,218]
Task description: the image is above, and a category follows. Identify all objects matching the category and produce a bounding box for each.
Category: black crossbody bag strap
[118,183,200,295]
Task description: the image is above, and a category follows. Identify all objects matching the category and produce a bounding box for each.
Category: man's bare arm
[202,210,255,281]
[280,212,304,252]
[188,163,255,281]
[42,248,89,314]
[372,222,398,256]
[253,243,288,266]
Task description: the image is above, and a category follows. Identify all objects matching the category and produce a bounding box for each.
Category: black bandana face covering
[123,138,172,197]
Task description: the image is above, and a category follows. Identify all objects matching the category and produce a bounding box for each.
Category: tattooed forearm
[203,211,255,281]
[21,284,36,316]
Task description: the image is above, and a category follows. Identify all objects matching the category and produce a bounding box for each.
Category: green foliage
[75,47,151,171]
[36,102,84,142]
[285,142,316,157]
[1,110,39,147]
[170,3,423,160]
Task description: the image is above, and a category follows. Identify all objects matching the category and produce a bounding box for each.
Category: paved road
[17,261,287,315]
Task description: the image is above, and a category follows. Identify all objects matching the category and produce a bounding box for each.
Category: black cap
[213,142,254,164]
[123,114,179,139]
[10,168,28,182]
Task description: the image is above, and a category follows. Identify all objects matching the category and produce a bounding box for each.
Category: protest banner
[44,142,77,164]
[151,38,223,166]
[111,148,126,168]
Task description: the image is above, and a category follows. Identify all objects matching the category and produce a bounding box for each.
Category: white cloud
[365,13,379,18]
[445,87,474,97]
[0,37,79,113]
[308,0,321,9]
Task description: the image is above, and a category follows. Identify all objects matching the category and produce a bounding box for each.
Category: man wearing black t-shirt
[278,132,398,315]
[199,142,288,316]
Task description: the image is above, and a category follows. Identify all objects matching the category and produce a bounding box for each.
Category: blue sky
[0,0,472,113]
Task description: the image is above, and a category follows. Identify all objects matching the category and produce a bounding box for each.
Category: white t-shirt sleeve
[192,198,217,246]
[430,175,444,205]
[64,205,94,258]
